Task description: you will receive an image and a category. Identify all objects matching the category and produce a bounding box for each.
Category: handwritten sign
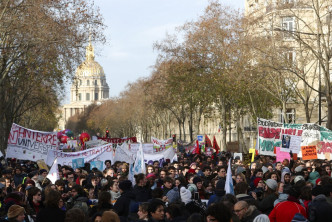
[72,158,85,169]
[249,149,256,162]
[301,145,318,160]
[276,147,290,162]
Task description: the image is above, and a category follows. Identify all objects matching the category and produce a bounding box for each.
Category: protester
[36,190,65,222]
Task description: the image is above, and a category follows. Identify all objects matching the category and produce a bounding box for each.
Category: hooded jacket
[308,194,332,222]
[269,196,307,222]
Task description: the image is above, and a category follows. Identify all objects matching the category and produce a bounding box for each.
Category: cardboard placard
[301,145,318,160]
[249,148,256,162]
[36,160,49,171]
[276,147,290,162]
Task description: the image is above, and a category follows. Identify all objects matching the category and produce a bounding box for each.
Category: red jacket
[269,199,307,222]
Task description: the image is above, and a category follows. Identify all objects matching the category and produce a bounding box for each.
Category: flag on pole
[205,135,212,147]
[133,143,146,175]
[47,158,59,184]
[225,159,234,194]
[193,140,200,154]
[213,136,220,154]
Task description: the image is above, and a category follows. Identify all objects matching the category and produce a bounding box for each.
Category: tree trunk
[220,96,227,151]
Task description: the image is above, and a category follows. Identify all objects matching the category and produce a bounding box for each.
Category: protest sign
[6,123,58,161]
[72,158,85,169]
[205,147,213,156]
[276,147,291,162]
[242,153,251,166]
[46,143,114,169]
[151,137,173,152]
[114,143,135,164]
[129,143,154,154]
[301,146,318,160]
[98,137,137,144]
[234,153,243,161]
[249,148,256,162]
[197,135,203,142]
[144,147,177,167]
[257,118,331,158]
[90,161,104,171]
[133,143,146,175]
[36,160,49,171]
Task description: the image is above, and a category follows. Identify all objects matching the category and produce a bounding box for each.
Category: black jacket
[133,185,152,202]
[113,190,136,217]
[36,207,65,222]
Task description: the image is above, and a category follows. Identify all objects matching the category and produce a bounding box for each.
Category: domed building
[58,42,109,129]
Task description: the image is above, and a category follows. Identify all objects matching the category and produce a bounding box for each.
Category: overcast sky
[67,0,244,101]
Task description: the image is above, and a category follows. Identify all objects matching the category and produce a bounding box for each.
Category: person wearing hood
[308,185,332,222]
[308,171,320,185]
[234,201,260,222]
[113,180,136,218]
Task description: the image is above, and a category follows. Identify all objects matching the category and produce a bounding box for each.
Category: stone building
[58,42,110,129]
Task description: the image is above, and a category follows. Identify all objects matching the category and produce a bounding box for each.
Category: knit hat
[236,167,246,175]
[262,166,269,174]
[294,175,305,184]
[294,166,303,173]
[119,180,132,191]
[180,187,192,204]
[166,187,180,203]
[25,179,35,187]
[253,214,270,222]
[7,205,25,219]
[187,183,197,193]
[282,167,291,174]
[308,171,320,185]
[193,176,202,185]
[316,178,321,185]
[265,179,278,190]
[146,173,156,180]
[254,177,262,187]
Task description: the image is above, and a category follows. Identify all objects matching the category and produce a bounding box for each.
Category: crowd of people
[0,150,331,222]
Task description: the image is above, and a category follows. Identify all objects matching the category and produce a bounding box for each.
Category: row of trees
[0,0,105,154]
[69,0,332,151]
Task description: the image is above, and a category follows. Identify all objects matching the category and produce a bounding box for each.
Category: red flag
[213,136,220,154]
[205,135,212,147]
[194,140,200,154]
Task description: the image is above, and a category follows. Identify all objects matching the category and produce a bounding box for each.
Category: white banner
[6,123,58,161]
[46,143,114,168]
[114,143,135,164]
[151,137,173,152]
[144,147,177,167]
[129,143,154,154]
[133,143,146,175]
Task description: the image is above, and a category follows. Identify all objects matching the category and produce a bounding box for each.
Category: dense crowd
[0,151,331,222]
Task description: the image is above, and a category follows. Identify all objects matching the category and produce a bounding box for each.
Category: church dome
[75,42,105,77]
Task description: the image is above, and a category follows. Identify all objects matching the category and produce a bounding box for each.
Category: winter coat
[133,185,152,202]
[67,195,89,215]
[269,197,307,222]
[257,193,278,215]
[113,190,137,217]
[308,194,332,222]
[89,202,113,218]
[36,207,65,222]
[240,205,261,222]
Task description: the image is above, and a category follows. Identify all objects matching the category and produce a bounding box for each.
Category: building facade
[58,42,110,129]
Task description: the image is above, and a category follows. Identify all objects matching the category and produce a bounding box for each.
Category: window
[282,17,295,39]
[78,93,82,101]
[95,80,98,86]
[285,50,296,64]
[101,80,103,86]
[87,80,90,86]
[95,93,98,100]
[86,93,90,101]
[79,80,82,85]
[283,0,294,4]
[279,108,295,123]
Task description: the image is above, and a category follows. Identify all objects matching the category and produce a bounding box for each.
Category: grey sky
[75,0,244,99]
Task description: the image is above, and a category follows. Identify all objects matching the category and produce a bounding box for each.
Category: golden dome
[75,42,105,77]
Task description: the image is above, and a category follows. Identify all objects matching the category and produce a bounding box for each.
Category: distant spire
[86,32,94,61]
